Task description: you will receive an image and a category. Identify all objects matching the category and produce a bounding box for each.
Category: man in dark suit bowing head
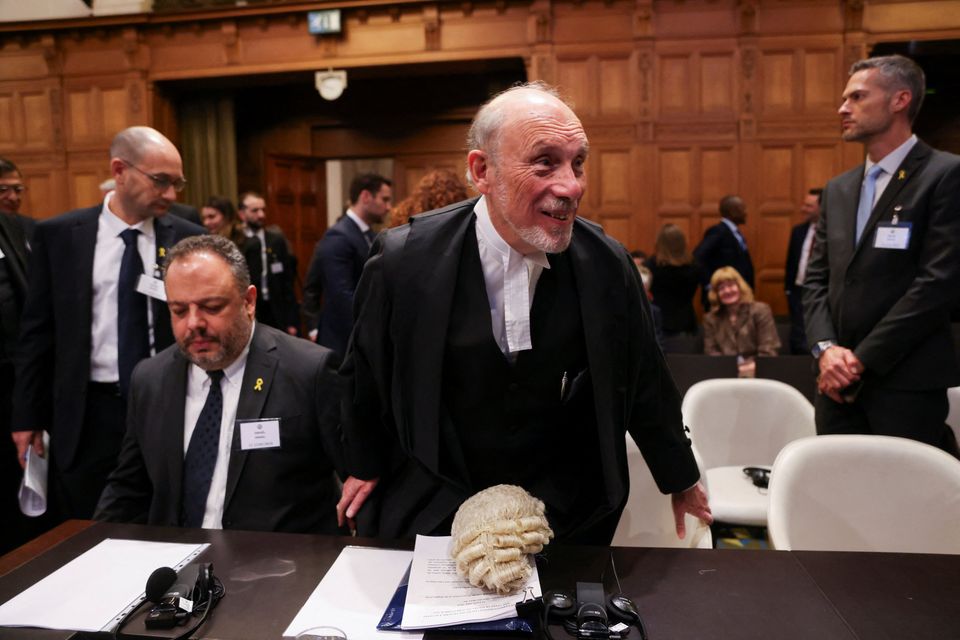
[804,55,960,456]
[338,82,711,544]
[96,235,345,532]
[12,127,203,521]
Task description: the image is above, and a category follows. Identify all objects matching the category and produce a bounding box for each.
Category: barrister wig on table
[450,485,554,594]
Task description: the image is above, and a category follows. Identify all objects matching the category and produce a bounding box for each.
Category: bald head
[466,81,588,255]
[109,126,185,224]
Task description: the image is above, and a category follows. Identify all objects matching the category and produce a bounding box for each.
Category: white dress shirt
[89,192,157,382]
[245,227,270,300]
[473,196,551,357]
[182,323,255,529]
[864,134,918,208]
[795,222,817,286]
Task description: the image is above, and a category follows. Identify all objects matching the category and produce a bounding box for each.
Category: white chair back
[612,435,712,549]
[682,378,815,470]
[768,435,960,554]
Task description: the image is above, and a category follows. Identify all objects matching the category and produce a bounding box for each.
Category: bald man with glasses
[12,126,205,522]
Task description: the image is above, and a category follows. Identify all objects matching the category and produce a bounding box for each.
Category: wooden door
[264,154,327,293]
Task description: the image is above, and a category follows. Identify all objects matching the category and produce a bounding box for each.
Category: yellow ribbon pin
[158,247,166,258]
[898,170,906,180]
[254,377,264,391]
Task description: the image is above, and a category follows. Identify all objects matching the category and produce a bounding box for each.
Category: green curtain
[178,95,237,209]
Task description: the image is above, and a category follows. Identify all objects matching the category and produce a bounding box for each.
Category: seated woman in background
[201,195,247,247]
[645,223,701,336]
[389,169,469,228]
[703,266,780,377]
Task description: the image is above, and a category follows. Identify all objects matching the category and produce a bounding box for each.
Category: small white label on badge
[239,419,281,450]
[178,597,194,613]
[270,261,284,274]
[0,248,5,259]
[873,223,911,250]
[136,274,167,301]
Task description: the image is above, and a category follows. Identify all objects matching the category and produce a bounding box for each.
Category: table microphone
[145,567,178,602]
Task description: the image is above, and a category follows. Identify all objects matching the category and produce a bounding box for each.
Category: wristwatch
[811,340,837,359]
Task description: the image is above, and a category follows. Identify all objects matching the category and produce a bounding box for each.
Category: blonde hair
[708,266,754,307]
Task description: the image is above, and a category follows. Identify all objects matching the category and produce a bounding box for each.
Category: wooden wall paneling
[801,143,842,205]
[557,56,596,117]
[63,76,141,151]
[759,49,796,114]
[700,52,735,115]
[391,153,468,202]
[595,147,632,246]
[656,147,694,214]
[68,162,110,211]
[802,48,840,112]
[0,80,60,155]
[20,168,68,220]
[658,53,693,115]
[598,55,632,117]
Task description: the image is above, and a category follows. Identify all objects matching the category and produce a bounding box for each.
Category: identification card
[270,261,284,274]
[873,223,911,250]
[239,419,281,450]
[136,274,167,301]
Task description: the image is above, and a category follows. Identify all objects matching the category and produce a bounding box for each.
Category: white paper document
[18,432,49,517]
[283,546,422,639]
[0,538,208,632]
[400,535,542,630]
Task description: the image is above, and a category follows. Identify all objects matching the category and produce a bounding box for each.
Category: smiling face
[716,279,742,307]
[469,90,588,254]
[201,206,226,234]
[166,252,256,371]
[838,68,908,145]
[0,171,23,215]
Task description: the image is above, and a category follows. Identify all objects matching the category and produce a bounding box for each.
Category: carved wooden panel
[601,215,630,246]
[803,49,839,111]
[657,148,693,212]
[659,55,691,114]
[701,147,736,205]
[758,146,794,206]
[700,53,735,114]
[0,82,59,154]
[599,57,631,117]
[760,51,794,113]
[557,58,593,117]
[69,167,108,210]
[597,149,631,207]
[801,144,843,198]
[64,79,138,149]
[21,169,66,220]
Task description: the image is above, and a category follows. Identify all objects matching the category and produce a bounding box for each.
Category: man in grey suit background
[96,235,345,533]
[804,54,960,455]
[12,127,204,521]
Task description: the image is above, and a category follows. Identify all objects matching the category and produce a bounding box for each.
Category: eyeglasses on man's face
[122,160,187,193]
[0,184,25,196]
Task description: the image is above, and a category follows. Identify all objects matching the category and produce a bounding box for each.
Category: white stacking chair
[682,378,815,527]
[612,435,712,548]
[768,435,960,554]
[946,386,960,444]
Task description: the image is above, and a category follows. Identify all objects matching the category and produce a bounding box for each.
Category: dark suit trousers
[51,383,127,520]
[786,291,808,355]
[815,386,959,458]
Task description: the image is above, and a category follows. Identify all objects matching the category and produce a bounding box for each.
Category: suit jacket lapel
[223,325,278,511]
[152,216,176,347]
[393,202,475,474]
[74,209,99,334]
[0,215,27,294]
[163,352,190,518]
[568,225,625,469]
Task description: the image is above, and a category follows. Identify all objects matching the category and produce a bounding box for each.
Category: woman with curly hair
[388,169,469,228]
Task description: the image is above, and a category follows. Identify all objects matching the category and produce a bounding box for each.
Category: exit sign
[308,10,342,35]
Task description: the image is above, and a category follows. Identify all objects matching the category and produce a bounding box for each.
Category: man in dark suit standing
[694,194,754,309]
[95,235,344,533]
[337,83,711,545]
[303,173,392,357]
[784,188,822,354]
[804,55,960,456]
[11,127,204,521]
[238,191,299,336]
[0,157,37,553]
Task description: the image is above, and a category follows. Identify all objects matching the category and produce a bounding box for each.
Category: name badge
[0,248,5,259]
[239,419,281,450]
[270,261,284,274]
[136,274,167,301]
[873,223,911,250]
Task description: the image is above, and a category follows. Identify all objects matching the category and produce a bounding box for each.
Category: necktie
[734,227,747,251]
[855,165,884,244]
[364,229,376,248]
[117,229,149,396]
[181,370,225,528]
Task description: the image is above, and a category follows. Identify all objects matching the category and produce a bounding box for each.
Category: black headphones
[541,589,648,640]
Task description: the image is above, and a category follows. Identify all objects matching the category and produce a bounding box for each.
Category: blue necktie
[117,229,149,396]
[855,165,884,244]
[181,370,225,528]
